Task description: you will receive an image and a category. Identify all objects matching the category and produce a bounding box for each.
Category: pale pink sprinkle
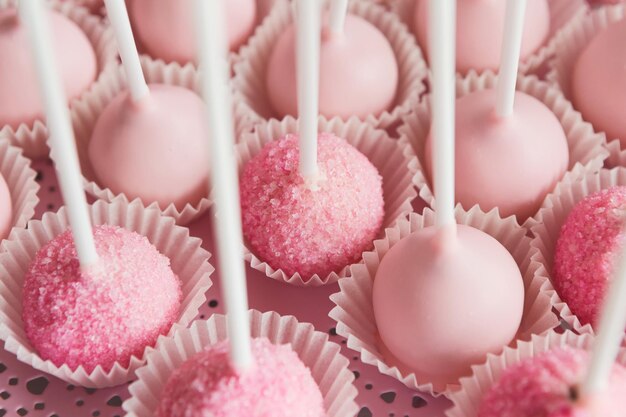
[22,225,182,373]
[478,347,626,417]
[156,338,326,417]
[553,186,626,326]
[240,133,384,280]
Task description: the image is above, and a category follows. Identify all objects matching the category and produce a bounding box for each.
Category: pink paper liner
[329,208,559,397]
[398,71,609,228]
[64,0,103,14]
[0,140,40,241]
[122,310,359,417]
[605,139,626,169]
[390,0,588,77]
[446,330,626,417]
[236,116,418,286]
[0,198,214,388]
[528,167,626,337]
[232,0,428,134]
[0,0,118,159]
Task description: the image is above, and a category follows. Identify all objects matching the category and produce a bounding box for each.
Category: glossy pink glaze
[425,89,569,221]
[88,84,210,210]
[0,8,97,129]
[155,338,326,417]
[128,0,257,64]
[0,173,12,240]
[265,14,398,120]
[572,19,626,147]
[372,224,524,387]
[414,0,550,73]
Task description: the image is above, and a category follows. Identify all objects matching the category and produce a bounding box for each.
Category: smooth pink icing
[554,186,626,328]
[88,84,210,210]
[22,225,182,373]
[265,14,398,120]
[414,0,550,73]
[424,89,569,221]
[240,133,384,280]
[572,19,626,147]
[0,8,97,129]
[372,224,524,387]
[128,0,257,64]
[0,173,12,240]
[478,348,626,417]
[155,338,326,417]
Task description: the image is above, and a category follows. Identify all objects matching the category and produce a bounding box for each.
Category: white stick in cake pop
[194,0,252,370]
[328,0,348,35]
[494,0,527,118]
[104,0,149,102]
[19,0,98,267]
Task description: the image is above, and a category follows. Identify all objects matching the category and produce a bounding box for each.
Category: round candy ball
[266,14,398,120]
[554,186,626,327]
[128,0,257,64]
[414,0,550,73]
[572,19,626,147]
[156,338,326,417]
[373,224,524,387]
[240,133,384,280]
[0,8,97,129]
[88,84,210,211]
[0,174,12,240]
[424,89,569,221]
[22,225,182,373]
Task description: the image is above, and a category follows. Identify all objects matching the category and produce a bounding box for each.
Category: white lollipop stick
[328,0,349,35]
[19,0,98,268]
[194,0,252,370]
[429,0,456,230]
[104,0,149,102]
[296,0,321,182]
[495,0,527,118]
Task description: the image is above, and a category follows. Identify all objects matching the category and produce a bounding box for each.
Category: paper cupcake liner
[64,0,103,14]
[0,0,118,159]
[390,0,587,77]
[528,167,626,337]
[0,198,215,388]
[446,330,626,417]
[236,115,418,286]
[0,140,40,241]
[232,0,428,134]
[398,71,608,228]
[122,310,359,417]
[329,207,559,397]
[605,139,626,169]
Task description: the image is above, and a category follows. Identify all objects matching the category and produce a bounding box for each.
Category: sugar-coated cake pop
[373,224,524,387]
[554,186,626,328]
[240,133,384,280]
[155,338,326,417]
[265,14,398,120]
[22,225,182,373]
[414,0,550,73]
[424,89,569,221]
[478,347,626,417]
[0,8,96,129]
[572,19,626,147]
[0,174,12,240]
[127,0,257,64]
[88,84,210,210]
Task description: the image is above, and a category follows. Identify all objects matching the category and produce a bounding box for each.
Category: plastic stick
[328,0,348,35]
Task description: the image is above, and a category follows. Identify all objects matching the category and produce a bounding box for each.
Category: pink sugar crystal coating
[22,225,182,373]
[155,338,326,417]
[478,347,626,417]
[240,133,384,279]
[553,186,626,327]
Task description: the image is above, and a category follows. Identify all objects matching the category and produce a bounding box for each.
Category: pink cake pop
[571,18,626,147]
[0,8,96,129]
[0,174,12,239]
[127,0,257,64]
[414,0,550,74]
[155,338,325,417]
[22,225,182,373]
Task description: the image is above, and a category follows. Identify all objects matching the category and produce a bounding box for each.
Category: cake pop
[127,0,257,64]
[0,8,96,129]
[414,0,550,73]
[571,18,626,147]
[0,174,12,239]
